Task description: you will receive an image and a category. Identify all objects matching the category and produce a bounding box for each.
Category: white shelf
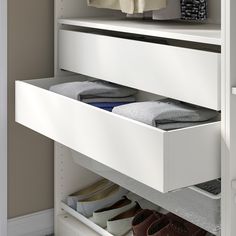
[71,150,221,235]
[61,202,132,236]
[61,201,217,236]
[58,17,221,45]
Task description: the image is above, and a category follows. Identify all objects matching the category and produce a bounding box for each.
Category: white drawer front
[15,77,220,193]
[59,30,221,110]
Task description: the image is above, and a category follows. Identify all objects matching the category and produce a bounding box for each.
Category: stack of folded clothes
[112,98,219,131]
[49,80,137,111]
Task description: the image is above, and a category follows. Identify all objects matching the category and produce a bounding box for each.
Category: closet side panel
[221,0,236,235]
[0,0,7,234]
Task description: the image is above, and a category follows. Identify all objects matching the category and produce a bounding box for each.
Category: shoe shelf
[60,201,217,236]
[63,148,221,236]
[58,17,221,45]
[60,202,132,236]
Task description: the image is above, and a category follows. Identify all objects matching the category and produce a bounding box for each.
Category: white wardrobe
[14,0,236,235]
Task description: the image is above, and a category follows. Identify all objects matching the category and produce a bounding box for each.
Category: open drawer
[15,76,221,193]
[59,30,221,110]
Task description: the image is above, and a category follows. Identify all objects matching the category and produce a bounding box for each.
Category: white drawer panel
[59,30,221,110]
[15,77,220,193]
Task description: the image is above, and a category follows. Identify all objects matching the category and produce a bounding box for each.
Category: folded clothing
[87,0,166,14]
[49,80,137,103]
[100,107,115,112]
[112,99,219,130]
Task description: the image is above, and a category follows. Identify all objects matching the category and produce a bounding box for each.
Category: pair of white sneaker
[93,193,161,235]
[91,197,141,236]
[66,178,114,210]
[76,184,129,217]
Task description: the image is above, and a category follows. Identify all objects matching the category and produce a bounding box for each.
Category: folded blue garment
[101,107,114,112]
[88,102,132,108]
[89,106,113,112]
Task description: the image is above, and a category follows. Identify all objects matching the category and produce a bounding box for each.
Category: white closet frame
[0,0,232,235]
[0,0,231,235]
[221,0,236,235]
[0,0,8,234]
[51,0,236,236]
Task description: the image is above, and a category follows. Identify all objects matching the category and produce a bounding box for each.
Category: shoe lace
[170,221,188,235]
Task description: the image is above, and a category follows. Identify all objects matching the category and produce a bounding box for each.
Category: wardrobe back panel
[207,0,221,24]
[56,0,122,18]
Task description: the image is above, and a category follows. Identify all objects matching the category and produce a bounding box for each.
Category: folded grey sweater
[112,99,219,130]
[49,80,137,103]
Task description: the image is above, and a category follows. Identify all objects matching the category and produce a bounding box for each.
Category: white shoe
[107,202,141,236]
[91,196,136,228]
[66,179,112,209]
[76,184,129,217]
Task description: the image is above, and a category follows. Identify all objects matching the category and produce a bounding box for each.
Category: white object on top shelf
[58,17,221,45]
[189,186,221,200]
[232,87,236,95]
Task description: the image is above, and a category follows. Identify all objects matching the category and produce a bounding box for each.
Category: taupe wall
[8,0,54,218]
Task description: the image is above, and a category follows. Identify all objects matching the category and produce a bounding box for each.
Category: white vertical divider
[54,143,100,235]
[53,1,121,234]
[221,0,236,235]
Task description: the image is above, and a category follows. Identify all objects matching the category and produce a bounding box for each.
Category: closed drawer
[59,30,221,110]
[15,77,220,193]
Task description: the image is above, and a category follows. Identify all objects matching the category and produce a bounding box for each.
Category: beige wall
[8,0,54,218]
